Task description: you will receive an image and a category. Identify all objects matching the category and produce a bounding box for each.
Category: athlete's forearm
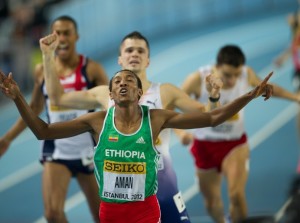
[205,95,221,111]
[42,53,64,106]
[3,118,28,142]
[164,92,254,130]
[13,92,48,140]
[272,84,299,102]
[209,92,253,126]
[4,97,44,142]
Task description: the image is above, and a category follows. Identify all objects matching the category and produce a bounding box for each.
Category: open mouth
[130,60,139,65]
[57,44,69,53]
[120,88,128,95]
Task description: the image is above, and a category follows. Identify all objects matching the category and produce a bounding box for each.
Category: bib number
[173,191,186,213]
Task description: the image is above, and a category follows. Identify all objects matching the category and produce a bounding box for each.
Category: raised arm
[151,71,273,138]
[0,70,101,141]
[173,71,222,145]
[182,70,222,111]
[0,64,45,157]
[39,33,109,110]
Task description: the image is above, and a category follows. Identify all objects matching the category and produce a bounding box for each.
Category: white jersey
[42,55,95,160]
[194,65,250,141]
[109,83,171,170]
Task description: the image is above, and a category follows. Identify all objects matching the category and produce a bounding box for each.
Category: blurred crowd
[0,0,66,101]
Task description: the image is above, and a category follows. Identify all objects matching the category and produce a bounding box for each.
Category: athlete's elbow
[36,132,55,140]
[48,97,61,106]
[47,91,64,106]
[31,127,50,140]
[34,131,47,140]
[36,134,44,140]
[210,120,219,127]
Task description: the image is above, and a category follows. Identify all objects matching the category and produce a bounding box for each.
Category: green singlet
[94,105,159,203]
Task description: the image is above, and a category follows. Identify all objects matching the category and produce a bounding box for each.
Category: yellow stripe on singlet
[227,113,239,121]
[49,105,72,111]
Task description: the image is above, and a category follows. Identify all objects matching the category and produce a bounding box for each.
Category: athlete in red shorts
[181,45,300,223]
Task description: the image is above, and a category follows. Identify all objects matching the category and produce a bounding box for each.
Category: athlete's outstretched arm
[173,71,223,145]
[0,64,45,157]
[274,47,291,67]
[40,33,109,110]
[247,67,300,103]
[0,70,100,140]
[152,72,273,134]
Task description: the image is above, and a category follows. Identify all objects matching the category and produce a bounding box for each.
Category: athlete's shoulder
[160,82,179,91]
[34,63,43,74]
[160,83,186,98]
[84,110,107,133]
[32,63,44,83]
[85,56,105,70]
[85,57,108,85]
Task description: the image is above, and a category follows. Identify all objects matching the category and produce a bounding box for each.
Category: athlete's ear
[118,55,122,66]
[138,89,143,99]
[109,92,113,100]
[146,58,150,68]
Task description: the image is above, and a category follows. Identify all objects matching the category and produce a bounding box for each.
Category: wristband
[209,94,220,102]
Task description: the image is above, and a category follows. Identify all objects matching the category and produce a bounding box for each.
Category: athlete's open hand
[39,33,59,55]
[0,70,20,100]
[249,71,273,100]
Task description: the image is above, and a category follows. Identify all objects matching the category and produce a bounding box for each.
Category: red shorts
[99,195,161,223]
[190,134,247,172]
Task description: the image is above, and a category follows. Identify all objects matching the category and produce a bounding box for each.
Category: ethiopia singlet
[41,55,95,160]
[194,65,250,141]
[94,105,159,203]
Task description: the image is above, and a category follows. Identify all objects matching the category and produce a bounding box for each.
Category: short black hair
[217,45,246,67]
[50,15,78,33]
[119,31,150,56]
[109,69,143,92]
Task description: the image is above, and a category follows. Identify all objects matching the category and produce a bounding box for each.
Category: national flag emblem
[108,135,118,142]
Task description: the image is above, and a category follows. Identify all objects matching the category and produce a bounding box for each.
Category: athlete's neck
[55,54,80,77]
[114,105,142,133]
[137,71,152,93]
[56,53,80,69]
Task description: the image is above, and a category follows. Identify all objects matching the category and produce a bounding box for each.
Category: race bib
[102,160,146,201]
[173,191,186,213]
[157,154,164,170]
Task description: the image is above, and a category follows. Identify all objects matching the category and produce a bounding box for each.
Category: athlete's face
[217,64,243,89]
[110,71,143,106]
[118,38,150,74]
[51,20,78,60]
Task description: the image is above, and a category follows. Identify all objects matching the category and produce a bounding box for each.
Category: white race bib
[102,160,146,201]
[173,191,186,213]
